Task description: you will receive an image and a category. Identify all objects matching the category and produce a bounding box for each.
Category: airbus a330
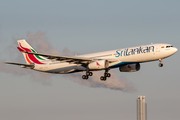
[5,39,178,81]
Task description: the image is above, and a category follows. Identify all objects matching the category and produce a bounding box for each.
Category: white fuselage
[33,43,178,73]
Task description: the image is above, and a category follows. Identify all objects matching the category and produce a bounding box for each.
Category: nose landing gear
[158,59,163,67]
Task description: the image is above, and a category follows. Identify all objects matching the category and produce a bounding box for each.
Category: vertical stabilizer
[17,39,47,64]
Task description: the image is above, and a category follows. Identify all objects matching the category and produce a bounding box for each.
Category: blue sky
[0,0,180,120]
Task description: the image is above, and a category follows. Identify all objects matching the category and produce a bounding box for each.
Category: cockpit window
[166,45,173,48]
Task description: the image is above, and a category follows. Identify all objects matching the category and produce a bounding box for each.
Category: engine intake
[88,60,109,70]
[119,63,140,72]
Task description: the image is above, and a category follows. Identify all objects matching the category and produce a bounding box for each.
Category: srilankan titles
[115,46,154,57]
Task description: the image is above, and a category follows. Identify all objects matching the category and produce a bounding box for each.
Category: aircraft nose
[173,47,178,53]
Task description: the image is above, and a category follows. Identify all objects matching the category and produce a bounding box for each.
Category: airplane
[5,39,178,81]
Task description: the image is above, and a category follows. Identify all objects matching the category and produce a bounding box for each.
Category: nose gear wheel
[158,59,163,67]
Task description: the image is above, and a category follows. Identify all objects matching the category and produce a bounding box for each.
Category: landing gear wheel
[82,75,88,80]
[86,72,93,76]
[159,63,163,67]
[89,72,93,76]
[82,75,86,79]
[104,73,111,77]
[108,73,111,77]
[100,76,106,81]
[86,72,89,76]
[100,76,104,80]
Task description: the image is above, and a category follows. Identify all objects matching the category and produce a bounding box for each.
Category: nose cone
[173,47,178,54]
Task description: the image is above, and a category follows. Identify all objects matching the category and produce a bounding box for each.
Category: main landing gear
[100,69,111,81]
[158,59,163,67]
[82,71,93,80]
[82,69,111,81]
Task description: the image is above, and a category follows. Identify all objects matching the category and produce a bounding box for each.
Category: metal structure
[137,96,147,120]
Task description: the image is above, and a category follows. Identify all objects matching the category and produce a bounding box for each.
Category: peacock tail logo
[18,43,45,64]
[96,62,100,66]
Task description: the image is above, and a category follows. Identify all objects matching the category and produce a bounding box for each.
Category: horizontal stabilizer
[5,62,34,69]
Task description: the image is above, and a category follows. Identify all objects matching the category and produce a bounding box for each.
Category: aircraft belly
[152,50,173,60]
[47,66,77,73]
[118,52,156,62]
[35,63,86,74]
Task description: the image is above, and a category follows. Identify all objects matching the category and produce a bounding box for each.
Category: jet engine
[119,63,140,72]
[88,60,109,70]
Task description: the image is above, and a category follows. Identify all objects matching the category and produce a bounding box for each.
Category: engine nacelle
[88,60,109,70]
[119,63,140,72]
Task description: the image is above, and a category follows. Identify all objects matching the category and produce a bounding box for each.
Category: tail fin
[17,39,47,64]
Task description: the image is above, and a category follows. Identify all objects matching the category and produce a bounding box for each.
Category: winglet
[17,47,25,52]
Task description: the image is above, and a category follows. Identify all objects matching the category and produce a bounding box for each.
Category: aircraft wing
[5,62,34,68]
[22,52,116,64]
[23,52,94,64]
[17,47,117,64]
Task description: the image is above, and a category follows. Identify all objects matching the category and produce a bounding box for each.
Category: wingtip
[4,62,13,64]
